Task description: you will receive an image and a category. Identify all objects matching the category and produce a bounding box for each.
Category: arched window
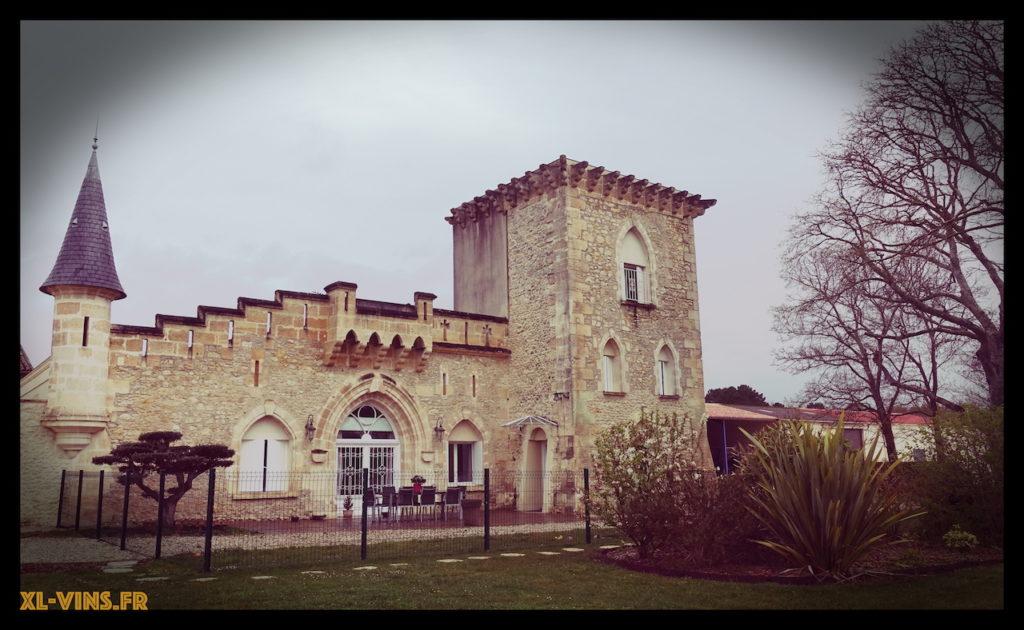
[602,339,622,393]
[240,416,291,492]
[621,228,651,304]
[338,405,396,440]
[656,345,677,396]
[448,419,483,485]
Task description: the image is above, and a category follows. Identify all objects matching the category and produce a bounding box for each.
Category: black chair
[379,486,397,519]
[419,487,438,520]
[443,487,462,520]
[363,488,383,521]
[395,487,415,521]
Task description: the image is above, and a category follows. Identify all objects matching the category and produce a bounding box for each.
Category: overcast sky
[20,20,933,405]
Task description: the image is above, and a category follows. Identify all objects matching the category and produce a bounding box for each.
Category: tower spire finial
[93,118,99,150]
[39,138,125,300]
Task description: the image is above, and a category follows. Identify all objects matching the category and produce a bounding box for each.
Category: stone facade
[20,153,716,526]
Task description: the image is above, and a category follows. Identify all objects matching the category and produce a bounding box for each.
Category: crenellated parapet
[109,289,331,362]
[445,155,717,228]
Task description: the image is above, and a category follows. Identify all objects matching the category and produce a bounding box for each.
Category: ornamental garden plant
[739,419,922,580]
[590,410,763,565]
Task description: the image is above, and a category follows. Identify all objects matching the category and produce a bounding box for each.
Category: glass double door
[337,442,398,512]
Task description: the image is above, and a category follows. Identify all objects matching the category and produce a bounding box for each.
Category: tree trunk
[161,498,178,530]
[879,419,899,464]
[977,341,1004,407]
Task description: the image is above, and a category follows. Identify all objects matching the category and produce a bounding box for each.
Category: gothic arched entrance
[336,404,400,512]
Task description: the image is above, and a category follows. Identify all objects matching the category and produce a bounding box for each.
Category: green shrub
[904,406,1003,546]
[591,410,767,566]
[665,471,774,567]
[943,525,979,553]
[739,419,922,580]
[590,410,701,559]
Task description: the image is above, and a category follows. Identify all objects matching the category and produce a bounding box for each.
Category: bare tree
[774,245,919,461]
[789,21,1004,406]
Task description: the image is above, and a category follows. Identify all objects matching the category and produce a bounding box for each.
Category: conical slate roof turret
[39,140,126,300]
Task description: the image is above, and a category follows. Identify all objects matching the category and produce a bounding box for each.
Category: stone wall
[561,185,712,468]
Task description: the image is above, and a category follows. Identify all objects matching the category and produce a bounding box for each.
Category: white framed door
[336,440,399,513]
[523,429,547,512]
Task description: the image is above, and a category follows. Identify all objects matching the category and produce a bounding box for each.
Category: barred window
[620,227,651,304]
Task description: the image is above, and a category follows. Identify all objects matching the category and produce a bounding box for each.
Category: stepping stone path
[82,542,606,582]
[102,560,138,574]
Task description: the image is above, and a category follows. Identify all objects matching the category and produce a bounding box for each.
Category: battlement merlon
[445,155,717,227]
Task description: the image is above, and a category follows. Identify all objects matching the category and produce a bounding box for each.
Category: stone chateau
[20,144,717,524]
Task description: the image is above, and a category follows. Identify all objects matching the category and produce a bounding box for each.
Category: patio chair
[363,488,383,521]
[419,487,438,520]
[395,487,416,521]
[443,487,462,521]
[379,486,397,519]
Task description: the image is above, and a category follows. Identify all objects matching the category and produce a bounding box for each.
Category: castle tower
[449,156,717,488]
[39,139,126,457]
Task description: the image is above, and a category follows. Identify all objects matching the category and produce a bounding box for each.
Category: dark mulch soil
[598,541,1003,585]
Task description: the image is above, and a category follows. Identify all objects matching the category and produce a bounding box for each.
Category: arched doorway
[523,427,547,511]
[336,404,400,511]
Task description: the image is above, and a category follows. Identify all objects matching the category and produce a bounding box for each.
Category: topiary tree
[93,431,234,529]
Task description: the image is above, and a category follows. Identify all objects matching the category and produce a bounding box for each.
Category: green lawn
[20,546,1003,610]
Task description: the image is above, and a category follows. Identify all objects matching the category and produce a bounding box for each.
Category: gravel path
[21,522,583,565]
[21,537,150,564]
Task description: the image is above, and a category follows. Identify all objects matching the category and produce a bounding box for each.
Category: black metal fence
[55,468,595,571]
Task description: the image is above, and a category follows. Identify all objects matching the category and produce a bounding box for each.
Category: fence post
[360,468,369,561]
[74,470,84,531]
[483,469,490,552]
[202,469,216,573]
[583,468,592,544]
[96,470,104,540]
[120,471,131,550]
[155,472,166,559]
[56,470,67,528]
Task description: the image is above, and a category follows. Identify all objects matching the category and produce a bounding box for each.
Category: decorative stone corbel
[568,160,589,188]
[42,415,108,458]
[585,166,603,193]
[602,171,619,197]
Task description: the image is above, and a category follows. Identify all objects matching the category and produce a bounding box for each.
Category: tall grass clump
[740,419,922,580]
